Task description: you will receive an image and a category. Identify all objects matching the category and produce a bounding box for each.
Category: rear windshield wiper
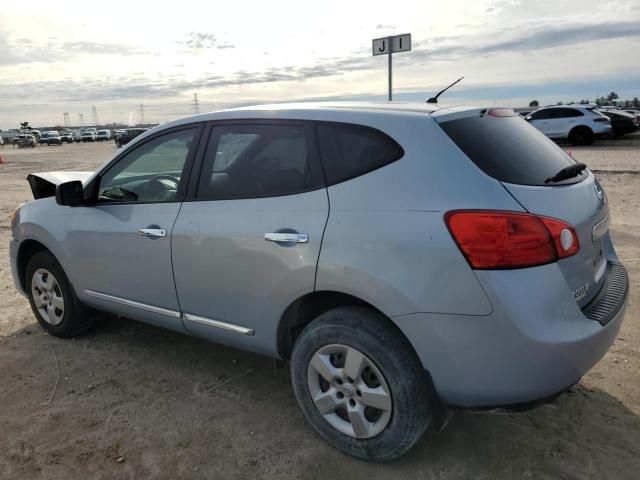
[544,162,587,184]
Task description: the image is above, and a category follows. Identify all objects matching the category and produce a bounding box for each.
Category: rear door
[437,110,609,307]
[171,121,328,353]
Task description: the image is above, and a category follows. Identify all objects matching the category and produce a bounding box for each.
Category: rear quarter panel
[316,113,525,316]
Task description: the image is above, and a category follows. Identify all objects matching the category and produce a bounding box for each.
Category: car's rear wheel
[291,306,432,461]
[569,126,594,145]
[26,251,94,338]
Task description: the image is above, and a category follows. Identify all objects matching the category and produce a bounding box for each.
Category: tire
[291,306,432,461]
[568,126,594,145]
[26,251,94,338]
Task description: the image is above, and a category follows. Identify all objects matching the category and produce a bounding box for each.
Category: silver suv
[9,103,629,460]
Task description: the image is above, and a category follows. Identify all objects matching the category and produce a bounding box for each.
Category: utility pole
[78,113,85,126]
[91,106,100,127]
[63,112,70,127]
[192,93,200,114]
[139,104,145,126]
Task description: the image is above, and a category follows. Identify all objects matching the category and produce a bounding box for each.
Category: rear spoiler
[27,171,93,199]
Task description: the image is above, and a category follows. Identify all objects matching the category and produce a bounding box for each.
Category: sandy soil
[0,139,639,479]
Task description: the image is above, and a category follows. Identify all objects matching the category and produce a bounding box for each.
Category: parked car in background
[81,130,97,142]
[40,131,63,146]
[622,109,640,118]
[113,129,125,139]
[96,129,112,141]
[60,132,74,143]
[0,134,4,146]
[115,128,148,147]
[526,106,612,145]
[10,102,628,461]
[602,111,639,137]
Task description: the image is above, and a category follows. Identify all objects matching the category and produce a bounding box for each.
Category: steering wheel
[145,174,180,199]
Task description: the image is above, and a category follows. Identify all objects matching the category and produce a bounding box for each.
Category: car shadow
[2,316,639,479]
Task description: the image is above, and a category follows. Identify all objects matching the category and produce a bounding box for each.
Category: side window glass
[98,128,196,203]
[316,123,404,185]
[531,110,550,120]
[198,124,320,199]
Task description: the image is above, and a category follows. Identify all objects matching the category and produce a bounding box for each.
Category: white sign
[372,34,411,56]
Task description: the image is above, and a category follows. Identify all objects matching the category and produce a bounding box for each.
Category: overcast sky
[1,0,639,129]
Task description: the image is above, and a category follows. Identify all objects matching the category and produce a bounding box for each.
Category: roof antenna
[426,76,464,103]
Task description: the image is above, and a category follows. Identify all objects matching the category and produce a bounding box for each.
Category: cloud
[60,41,147,55]
[473,20,640,54]
[183,31,218,49]
[1,20,639,107]
[403,20,640,65]
[0,34,149,66]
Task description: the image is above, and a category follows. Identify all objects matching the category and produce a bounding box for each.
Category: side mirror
[55,181,85,206]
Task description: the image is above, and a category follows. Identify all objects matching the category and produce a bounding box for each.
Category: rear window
[316,123,404,186]
[438,114,584,186]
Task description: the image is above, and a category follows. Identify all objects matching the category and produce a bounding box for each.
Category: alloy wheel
[307,343,392,439]
[31,268,65,325]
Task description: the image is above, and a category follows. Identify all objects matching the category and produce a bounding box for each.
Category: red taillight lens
[445,211,579,269]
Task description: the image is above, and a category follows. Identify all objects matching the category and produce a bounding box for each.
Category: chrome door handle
[138,228,167,238]
[264,232,309,243]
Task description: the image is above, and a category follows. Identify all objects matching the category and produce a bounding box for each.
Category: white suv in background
[96,129,112,141]
[525,106,612,145]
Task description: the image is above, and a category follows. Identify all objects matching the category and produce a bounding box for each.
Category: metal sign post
[372,33,411,101]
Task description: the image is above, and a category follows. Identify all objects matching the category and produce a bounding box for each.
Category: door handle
[264,232,309,243]
[138,228,167,238]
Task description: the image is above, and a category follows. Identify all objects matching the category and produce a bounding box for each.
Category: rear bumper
[392,259,628,407]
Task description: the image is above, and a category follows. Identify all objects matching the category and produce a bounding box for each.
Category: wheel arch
[16,239,56,292]
[277,290,417,362]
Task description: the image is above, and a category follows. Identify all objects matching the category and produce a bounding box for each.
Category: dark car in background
[603,111,639,137]
[115,128,149,147]
[40,131,63,146]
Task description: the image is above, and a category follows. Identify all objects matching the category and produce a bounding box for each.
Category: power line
[192,93,200,114]
[91,106,100,126]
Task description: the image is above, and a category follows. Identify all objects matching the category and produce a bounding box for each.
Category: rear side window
[439,115,583,186]
[316,123,404,185]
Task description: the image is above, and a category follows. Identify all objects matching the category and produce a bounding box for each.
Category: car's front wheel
[26,251,94,338]
[291,306,432,461]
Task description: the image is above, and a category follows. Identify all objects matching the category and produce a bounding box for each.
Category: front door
[172,122,328,353]
[67,126,202,331]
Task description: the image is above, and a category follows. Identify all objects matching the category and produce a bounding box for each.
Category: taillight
[593,118,609,123]
[445,210,579,269]
[487,108,517,117]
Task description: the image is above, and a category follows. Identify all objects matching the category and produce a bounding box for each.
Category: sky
[1,0,639,129]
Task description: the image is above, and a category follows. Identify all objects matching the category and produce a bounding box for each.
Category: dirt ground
[0,137,639,479]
